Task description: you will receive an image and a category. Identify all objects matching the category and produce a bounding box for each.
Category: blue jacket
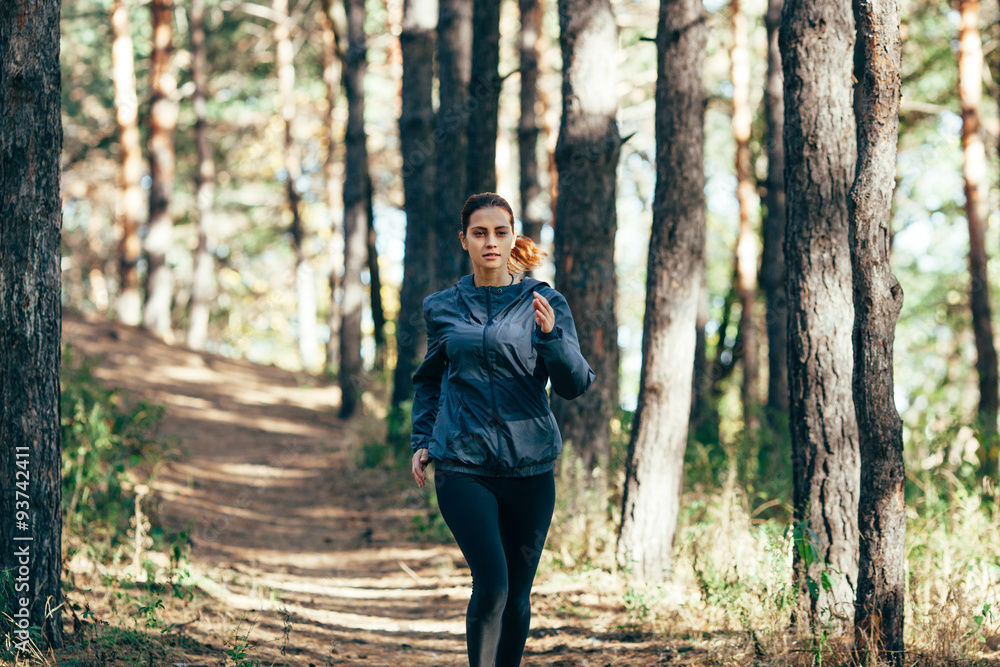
[411,273,596,477]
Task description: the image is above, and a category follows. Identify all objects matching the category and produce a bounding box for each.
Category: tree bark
[366,172,386,370]
[958,0,1000,478]
[762,0,788,423]
[340,0,370,419]
[617,0,706,585]
[519,0,544,249]
[433,0,473,292]
[551,0,621,475]
[731,0,760,433]
[850,1,905,663]
[187,0,216,350]
[466,0,502,195]
[274,0,320,372]
[111,0,144,327]
[144,0,178,341]
[780,0,860,628]
[321,0,344,371]
[0,0,64,648]
[393,0,438,409]
[690,270,709,427]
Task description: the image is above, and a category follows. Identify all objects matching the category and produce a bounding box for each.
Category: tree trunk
[433,0,473,292]
[466,0,502,196]
[392,0,437,409]
[731,0,760,433]
[111,0,144,327]
[958,0,1000,478]
[340,0,370,419]
[850,1,905,663]
[274,0,319,372]
[519,0,544,249]
[762,0,788,424]
[187,0,216,350]
[617,0,706,585]
[321,0,344,372]
[366,172,386,370]
[691,270,709,427]
[551,0,621,475]
[710,261,740,394]
[780,0,860,629]
[144,0,178,341]
[0,0,64,648]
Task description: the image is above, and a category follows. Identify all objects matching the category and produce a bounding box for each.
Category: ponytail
[509,234,547,274]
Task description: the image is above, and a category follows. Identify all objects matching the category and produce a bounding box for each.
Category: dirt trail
[61,312,671,667]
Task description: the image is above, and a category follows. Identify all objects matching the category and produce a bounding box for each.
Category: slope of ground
[57,312,677,667]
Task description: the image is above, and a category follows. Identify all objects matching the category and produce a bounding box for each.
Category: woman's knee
[471,577,509,614]
[501,594,531,621]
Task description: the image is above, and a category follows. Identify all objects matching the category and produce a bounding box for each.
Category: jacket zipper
[484,288,503,476]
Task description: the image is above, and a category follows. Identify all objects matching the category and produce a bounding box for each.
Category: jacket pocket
[502,393,558,469]
[439,392,492,468]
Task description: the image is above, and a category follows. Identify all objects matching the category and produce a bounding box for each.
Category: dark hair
[460,192,547,273]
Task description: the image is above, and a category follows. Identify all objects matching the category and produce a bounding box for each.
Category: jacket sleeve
[532,289,596,400]
[411,297,448,453]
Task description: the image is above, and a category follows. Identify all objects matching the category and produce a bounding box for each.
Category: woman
[409,192,596,667]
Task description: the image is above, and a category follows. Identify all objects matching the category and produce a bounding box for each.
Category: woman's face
[460,207,516,272]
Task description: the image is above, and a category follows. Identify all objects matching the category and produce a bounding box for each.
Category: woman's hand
[412,448,430,487]
[533,292,555,334]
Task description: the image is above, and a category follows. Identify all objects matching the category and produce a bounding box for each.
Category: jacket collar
[455,273,549,324]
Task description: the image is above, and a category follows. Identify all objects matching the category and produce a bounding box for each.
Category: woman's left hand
[533,292,555,334]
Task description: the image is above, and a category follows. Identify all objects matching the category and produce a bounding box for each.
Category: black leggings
[434,468,555,667]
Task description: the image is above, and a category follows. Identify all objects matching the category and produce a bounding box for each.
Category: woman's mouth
[484,253,500,259]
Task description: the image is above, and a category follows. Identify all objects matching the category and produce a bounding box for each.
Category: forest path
[62,312,670,667]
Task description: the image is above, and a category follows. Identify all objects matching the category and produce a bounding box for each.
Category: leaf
[821,570,833,594]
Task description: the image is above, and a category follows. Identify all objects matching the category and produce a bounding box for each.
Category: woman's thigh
[495,471,555,592]
[434,470,508,583]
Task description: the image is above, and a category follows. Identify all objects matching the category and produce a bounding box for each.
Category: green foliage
[60,345,172,551]
[224,618,261,667]
[386,399,413,456]
[410,476,454,545]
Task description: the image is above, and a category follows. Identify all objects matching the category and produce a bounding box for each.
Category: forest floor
[54,311,688,667]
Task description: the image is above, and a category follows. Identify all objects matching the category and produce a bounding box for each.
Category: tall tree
[617,0,706,585]
[365,173,386,370]
[274,0,320,372]
[466,0,502,195]
[392,0,438,409]
[850,1,905,662]
[0,0,64,648]
[340,0,371,419]
[519,0,544,250]
[143,0,178,341]
[958,0,999,478]
[187,0,216,350]
[780,0,860,627]
[321,0,344,371]
[111,0,144,327]
[761,0,788,424]
[551,0,621,474]
[433,0,472,292]
[730,0,761,432]
[690,272,709,427]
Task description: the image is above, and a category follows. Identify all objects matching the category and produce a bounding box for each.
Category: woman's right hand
[412,448,430,487]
